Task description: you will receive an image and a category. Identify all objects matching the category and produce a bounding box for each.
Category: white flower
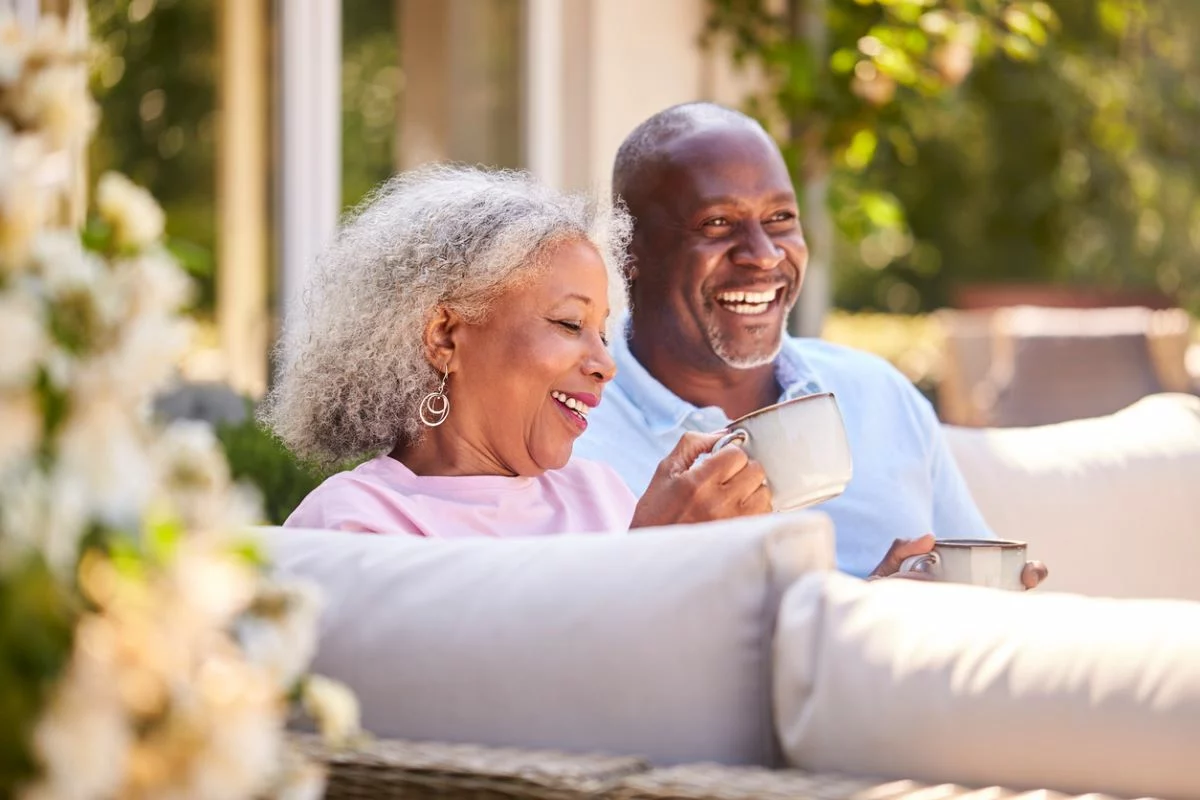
[177,655,284,800]
[10,63,96,150]
[33,231,129,359]
[34,231,121,327]
[0,468,89,572]
[54,392,154,529]
[0,130,52,271]
[108,314,193,403]
[0,186,49,270]
[301,675,361,747]
[0,388,40,473]
[119,248,194,316]
[0,16,29,85]
[96,172,165,250]
[28,13,73,63]
[21,617,132,800]
[172,542,259,629]
[236,580,322,688]
[0,289,45,385]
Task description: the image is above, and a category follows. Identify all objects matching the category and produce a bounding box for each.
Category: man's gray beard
[705,319,785,370]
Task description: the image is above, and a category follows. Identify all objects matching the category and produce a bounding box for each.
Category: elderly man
[576,102,1045,585]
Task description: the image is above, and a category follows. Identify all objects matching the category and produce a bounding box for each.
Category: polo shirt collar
[609,316,825,435]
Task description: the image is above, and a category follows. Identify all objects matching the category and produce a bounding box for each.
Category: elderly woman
[263,166,770,537]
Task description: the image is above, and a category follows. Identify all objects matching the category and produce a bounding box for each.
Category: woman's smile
[550,390,599,432]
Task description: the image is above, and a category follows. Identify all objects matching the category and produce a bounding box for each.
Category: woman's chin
[531,445,573,474]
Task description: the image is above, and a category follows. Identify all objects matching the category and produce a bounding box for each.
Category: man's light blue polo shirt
[574,322,994,577]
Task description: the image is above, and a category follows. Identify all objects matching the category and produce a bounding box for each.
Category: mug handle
[711,428,749,454]
[899,551,940,578]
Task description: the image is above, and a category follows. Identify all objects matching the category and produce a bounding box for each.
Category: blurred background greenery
[91,0,1200,319]
[708,0,1200,316]
[86,0,1200,520]
[90,0,401,315]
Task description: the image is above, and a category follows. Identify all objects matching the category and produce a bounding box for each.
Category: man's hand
[867,534,937,581]
[1020,561,1049,589]
[868,533,1050,590]
[631,432,772,528]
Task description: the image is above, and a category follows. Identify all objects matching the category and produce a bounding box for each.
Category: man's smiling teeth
[715,288,779,315]
[551,391,590,419]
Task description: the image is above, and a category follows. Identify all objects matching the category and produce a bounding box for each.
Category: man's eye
[703,217,731,229]
[767,211,797,223]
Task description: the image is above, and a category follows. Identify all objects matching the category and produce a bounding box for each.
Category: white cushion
[259,511,835,766]
[946,393,1200,600]
[774,572,1200,799]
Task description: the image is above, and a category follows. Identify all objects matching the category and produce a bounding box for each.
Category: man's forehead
[650,126,793,208]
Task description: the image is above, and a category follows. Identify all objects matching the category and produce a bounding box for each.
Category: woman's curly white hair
[260,164,632,467]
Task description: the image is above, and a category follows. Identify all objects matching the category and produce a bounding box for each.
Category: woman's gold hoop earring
[419,367,450,427]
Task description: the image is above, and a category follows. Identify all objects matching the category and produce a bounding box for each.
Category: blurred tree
[90,0,217,309]
[705,0,1056,328]
[709,0,1200,318]
[90,0,407,312]
[865,0,1200,314]
[342,1,400,210]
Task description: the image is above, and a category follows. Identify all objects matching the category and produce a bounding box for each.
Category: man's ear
[422,306,462,373]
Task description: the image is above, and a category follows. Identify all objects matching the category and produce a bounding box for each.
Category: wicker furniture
[296,735,1131,800]
[934,306,1194,428]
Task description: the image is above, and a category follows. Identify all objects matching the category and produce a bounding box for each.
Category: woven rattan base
[294,735,1133,800]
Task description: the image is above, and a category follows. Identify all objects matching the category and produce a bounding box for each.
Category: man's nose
[733,221,784,270]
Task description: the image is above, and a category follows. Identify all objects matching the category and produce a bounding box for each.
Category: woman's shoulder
[546,457,637,499]
[283,456,426,534]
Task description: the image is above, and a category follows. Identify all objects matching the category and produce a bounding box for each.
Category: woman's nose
[587,336,617,383]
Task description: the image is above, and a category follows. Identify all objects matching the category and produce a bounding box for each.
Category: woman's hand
[630,432,772,528]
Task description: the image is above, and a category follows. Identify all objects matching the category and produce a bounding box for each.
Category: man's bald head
[608,102,805,375]
[612,102,775,210]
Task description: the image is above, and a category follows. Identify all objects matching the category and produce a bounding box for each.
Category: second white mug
[899,538,1029,590]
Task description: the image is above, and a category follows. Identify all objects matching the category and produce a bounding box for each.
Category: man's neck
[628,331,781,421]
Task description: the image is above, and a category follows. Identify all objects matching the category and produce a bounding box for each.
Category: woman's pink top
[284,455,637,537]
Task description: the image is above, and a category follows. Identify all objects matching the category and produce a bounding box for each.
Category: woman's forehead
[499,239,610,310]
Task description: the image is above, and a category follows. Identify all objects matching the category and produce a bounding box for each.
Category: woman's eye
[556,320,582,333]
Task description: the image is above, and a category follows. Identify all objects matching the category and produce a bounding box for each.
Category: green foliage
[844,0,1200,314]
[90,0,407,309]
[704,0,1052,177]
[214,413,335,527]
[342,2,400,210]
[705,0,1055,314]
[90,0,217,309]
[707,0,1200,316]
[0,556,76,791]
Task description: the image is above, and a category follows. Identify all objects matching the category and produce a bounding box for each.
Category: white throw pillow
[260,511,834,766]
[775,572,1200,799]
[946,392,1200,600]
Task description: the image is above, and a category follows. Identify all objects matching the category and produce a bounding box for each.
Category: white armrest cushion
[259,511,834,766]
[946,392,1200,599]
[774,572,1200,799]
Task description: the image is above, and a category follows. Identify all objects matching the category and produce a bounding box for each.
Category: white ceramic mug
[899,539,1028,590]
[711,392,853,512]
